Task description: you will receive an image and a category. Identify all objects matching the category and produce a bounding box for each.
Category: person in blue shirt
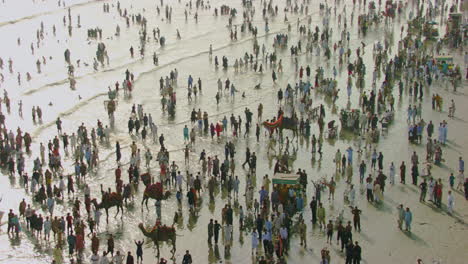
[404,207,412,232]
[259,187,267,204]
[296,195,304,211]
[176,190,182,204]
[74,162,80,178]
[265,219,272,232]
[346,147,354,165]
[417,123,423,143]
[407,105,413,123]
[449,173,455,188]
[183,125,189,141]
[442,62,448,74]
[288,188,295,200]
[371,149,378,170]
[279,226,289,252]
[188,75,193,88]
[222,116,228,132]
[459,157,464,173]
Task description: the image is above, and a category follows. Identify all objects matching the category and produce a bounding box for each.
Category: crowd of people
[0,0,467,264]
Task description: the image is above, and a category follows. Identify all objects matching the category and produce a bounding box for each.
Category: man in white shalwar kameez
[447,191,454,214]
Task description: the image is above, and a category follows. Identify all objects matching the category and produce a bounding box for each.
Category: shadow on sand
[403,231,428,247]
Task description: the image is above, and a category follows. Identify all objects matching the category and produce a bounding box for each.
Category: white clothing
[251,232,259,249]
[90,254,100,264]
[112,255,124,264]
[100,255,109,264]
[447,194,454,213]
[389,164,395,184]
[349,188,356,205]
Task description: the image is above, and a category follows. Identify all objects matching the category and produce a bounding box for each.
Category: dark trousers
[353,220,361,231]
[419,191,426,202]
[366,189,373,202]
[341,239,348,251]
[263,240,269,253]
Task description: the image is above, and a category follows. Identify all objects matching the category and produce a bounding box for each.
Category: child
[176,190,182,204]
[449,173,455,189]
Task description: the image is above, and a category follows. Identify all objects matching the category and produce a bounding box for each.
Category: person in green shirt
[317,203,326,229]
[298,219,307,247]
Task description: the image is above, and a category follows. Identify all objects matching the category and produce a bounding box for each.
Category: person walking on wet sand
[419,179,427,202]
[208,219,214,244]
[352,241,362,264]
[310,196,317,224]
[400,161,406,184]
[350,206,361,232]
[326,220,333,244]
[251,229,259,255]
[397,204,404,230]
[298,219,307,247]
[447,190,454,215]
[404,207,412,232]
[214,220,221,244]
[317,203,326,229]
[182,250,192,264]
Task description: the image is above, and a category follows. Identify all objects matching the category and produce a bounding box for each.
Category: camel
[279,116,299,138]
[91,192,124,223]
[263,114,299,139]
[141,182,171,209]
[141,172,152,187]
[138,223,176,257]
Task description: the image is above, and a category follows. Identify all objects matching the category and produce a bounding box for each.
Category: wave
[22,12,297,97]
[23,5,317,97]
[28,11,320,139]
[0,0,104,27]
[30,91,107,138]
[22,28,215,96]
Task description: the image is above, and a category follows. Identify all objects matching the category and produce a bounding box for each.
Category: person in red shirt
[76,233,84,255]
[115,166,122,183]
[66,213,73,234]
[216,123,221,138]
